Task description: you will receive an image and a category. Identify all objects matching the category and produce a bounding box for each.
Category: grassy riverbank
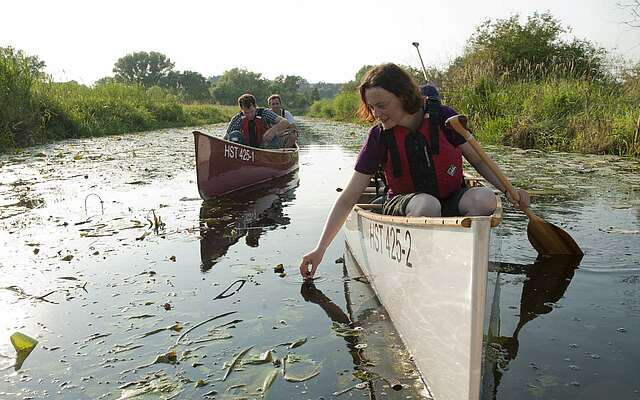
[307,14,640,158]
[308,68,640,157]
[0,48,235,153]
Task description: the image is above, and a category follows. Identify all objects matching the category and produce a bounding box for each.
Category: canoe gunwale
[193,130,299,154]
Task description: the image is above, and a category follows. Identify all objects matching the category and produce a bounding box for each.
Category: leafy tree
[269,75,310,112]
[341,65,374,92]
[113,51,175,87]
[1,46,46,76]
[456,12,607,80]
[211,68,269,105]
[310,87,321,102]
[160,70,211,102]
[306,82,341,99]
[94,76,117,86]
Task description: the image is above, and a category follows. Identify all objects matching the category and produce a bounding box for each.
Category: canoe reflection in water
[301,259,420,397]
[199,172,299,271]
[483,255,582,399]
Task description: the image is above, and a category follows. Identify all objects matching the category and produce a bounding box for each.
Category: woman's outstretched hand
[506,188,530,211]
[300,248,325,281]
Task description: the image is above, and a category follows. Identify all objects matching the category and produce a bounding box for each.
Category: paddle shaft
[445,116,524,205]
[412,42,429,82]
[446,115,583,256]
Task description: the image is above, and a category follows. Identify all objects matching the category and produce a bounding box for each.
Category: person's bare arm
[300,171,372,279]
[263,116,290,142]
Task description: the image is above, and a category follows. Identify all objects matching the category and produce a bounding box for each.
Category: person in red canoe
[225,93,293,148]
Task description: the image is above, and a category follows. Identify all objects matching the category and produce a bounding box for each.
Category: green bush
[332,91,359,121]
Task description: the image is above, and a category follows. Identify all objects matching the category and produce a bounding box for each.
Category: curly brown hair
[356,63,422,122]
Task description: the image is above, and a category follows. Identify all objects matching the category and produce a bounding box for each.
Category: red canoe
[193,131,299,199]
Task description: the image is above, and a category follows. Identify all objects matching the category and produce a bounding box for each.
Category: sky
[1,0,639,85]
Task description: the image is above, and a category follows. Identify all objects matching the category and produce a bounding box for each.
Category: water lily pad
[10,332,38,370]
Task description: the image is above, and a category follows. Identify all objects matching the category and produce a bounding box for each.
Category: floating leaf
[261,369,278,394]
[135,231,151,241]
[57,276,80,281]
[10,332,38,370]
[244,350,273,365]
[283,354,320,382]
[223,345,253,381]
[284,367,320,382]
[10,332,38,352]
[152,350,177,365]
[331,322,363,337]
[289,337,307,349]
[127,314,156,320]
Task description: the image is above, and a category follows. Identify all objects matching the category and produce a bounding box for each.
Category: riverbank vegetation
[2,12,638,156]
[0,48,235,152]
[308,13,640,157]
[0,48,337,153]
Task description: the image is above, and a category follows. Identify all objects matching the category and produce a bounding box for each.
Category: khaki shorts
[382,187,470,217]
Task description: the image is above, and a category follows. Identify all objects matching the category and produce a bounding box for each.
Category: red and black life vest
[240,108,270,147]
[381,106,463,200]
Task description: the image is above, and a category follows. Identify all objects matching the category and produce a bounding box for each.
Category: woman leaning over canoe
[300,63,531,280]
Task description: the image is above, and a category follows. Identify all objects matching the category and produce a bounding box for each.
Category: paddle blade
[527,219,583,256]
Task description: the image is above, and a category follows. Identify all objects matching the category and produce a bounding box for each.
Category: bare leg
[458,187,497,216]
[405,193,441,217]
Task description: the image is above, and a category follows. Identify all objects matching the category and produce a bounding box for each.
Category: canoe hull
[344,192,499,400]
[193,131,299,199]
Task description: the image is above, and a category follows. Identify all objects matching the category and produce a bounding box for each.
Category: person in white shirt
[267,94,297,146]
[267,94,296,124]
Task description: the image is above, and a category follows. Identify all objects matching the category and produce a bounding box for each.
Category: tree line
[99,51,341,113]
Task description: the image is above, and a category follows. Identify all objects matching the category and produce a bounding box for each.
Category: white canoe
[343,177,502,400]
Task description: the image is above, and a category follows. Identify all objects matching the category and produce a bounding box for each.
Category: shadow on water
[483,255,583,399]
[199,172,299,271]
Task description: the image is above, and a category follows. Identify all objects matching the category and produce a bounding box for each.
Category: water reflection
[198,172,299,271]
[300,281,369,368]
[483,255,583,399]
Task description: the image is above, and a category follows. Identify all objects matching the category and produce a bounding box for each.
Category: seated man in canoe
[268,93,298,144]
[267,94,296,124]
[225,94,295,149]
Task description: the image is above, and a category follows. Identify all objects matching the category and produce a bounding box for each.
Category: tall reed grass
[308,59,640,157]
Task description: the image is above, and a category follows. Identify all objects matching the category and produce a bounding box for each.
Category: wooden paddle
[445,115,583,256]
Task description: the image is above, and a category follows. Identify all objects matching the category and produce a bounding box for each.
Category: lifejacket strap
[383,129,403,178]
